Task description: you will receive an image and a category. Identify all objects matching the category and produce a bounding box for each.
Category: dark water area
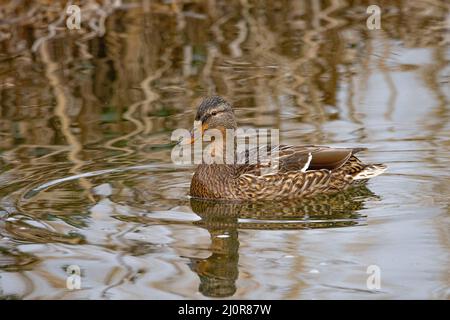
[0,0,449,299]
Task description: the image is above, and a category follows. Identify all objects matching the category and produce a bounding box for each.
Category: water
[0,1,449,299]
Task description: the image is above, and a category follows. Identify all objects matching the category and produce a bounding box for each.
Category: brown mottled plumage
[189,96,387,201]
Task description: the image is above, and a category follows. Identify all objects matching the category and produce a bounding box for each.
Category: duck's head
[189,96,237,144]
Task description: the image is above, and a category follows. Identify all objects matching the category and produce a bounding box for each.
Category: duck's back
[190,146,386,201]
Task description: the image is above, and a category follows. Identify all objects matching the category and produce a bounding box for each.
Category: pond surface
[0,1,449,299]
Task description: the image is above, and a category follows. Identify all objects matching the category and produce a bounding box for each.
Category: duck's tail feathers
[353,163,387,180]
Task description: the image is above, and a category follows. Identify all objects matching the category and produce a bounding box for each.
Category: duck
[188,96,386,201]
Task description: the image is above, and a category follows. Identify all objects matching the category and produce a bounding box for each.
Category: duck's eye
[211,111,218,116]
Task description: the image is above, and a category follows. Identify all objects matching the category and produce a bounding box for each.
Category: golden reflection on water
[0,0,449,299]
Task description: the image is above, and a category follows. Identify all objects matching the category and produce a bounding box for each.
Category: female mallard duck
[189,96,386,201]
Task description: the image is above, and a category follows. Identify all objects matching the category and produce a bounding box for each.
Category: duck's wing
[278,145,365,172]
[235,145,365,176]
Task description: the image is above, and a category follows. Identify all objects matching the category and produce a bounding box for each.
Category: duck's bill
[188,123,208,145]
[176,122,208,145]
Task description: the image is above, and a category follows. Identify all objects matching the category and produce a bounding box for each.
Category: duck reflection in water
[187,184,378,298]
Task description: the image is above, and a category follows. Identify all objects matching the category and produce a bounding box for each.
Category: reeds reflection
[1,1,448,158]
